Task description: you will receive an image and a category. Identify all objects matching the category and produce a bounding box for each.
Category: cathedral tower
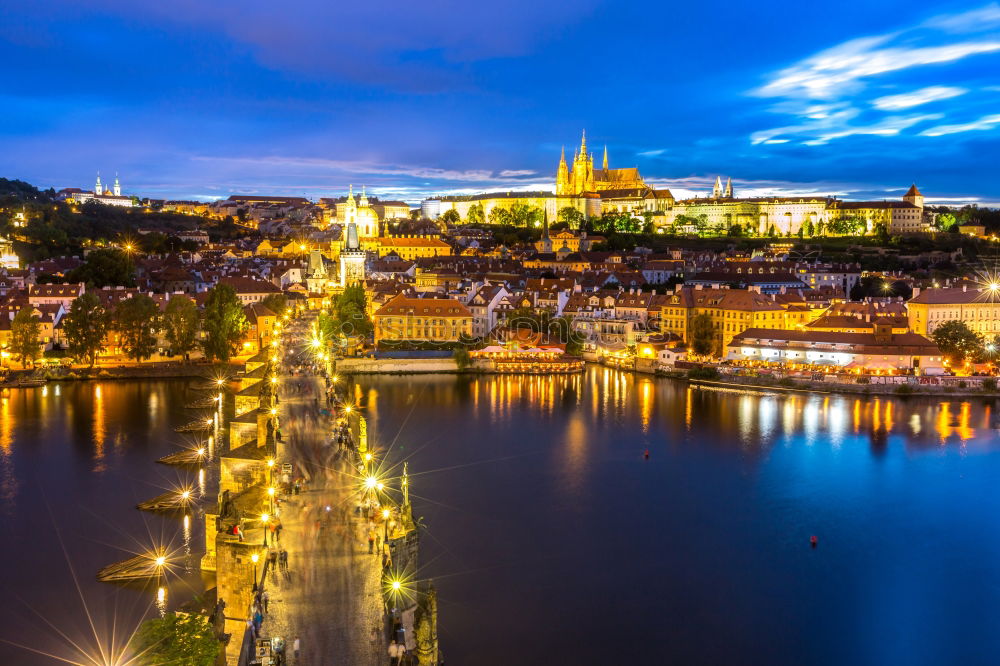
[95,172,103,196]
[113,174,121,197]
[556,147,569,195]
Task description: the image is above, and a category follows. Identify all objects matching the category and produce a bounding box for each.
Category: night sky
[2,0,999,204]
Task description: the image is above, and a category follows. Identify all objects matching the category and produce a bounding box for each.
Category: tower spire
[580,130,587,157]
[402,462,410,507]
[712,176,722,198]
[724,177,732,198]
[602,145,608,170]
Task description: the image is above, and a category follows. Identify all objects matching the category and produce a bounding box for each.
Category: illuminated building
[338,219,366,287]
[556,130,646,195]
[373,294,472,344]
[58,173,134,207]
[0,237,19,269]
[907,285,1000,337]
[726,327,945,374]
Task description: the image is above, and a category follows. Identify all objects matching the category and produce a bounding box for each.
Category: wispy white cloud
[920,113,1000,136]
[924,2,1000,33]
[872,86,967,110]
[750,5,1000,145]
[637,149,667,157]
[754,38,1000,101]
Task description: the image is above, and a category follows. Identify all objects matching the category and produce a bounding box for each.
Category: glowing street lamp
[251,552,259,591]
[261,513,270,546]
[365,476,378,491]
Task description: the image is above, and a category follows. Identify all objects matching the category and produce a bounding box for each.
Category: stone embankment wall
[337,358,459,374]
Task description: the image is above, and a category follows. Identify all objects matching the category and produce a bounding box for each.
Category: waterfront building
[725,326,945,374]
[466,284,511,338]
[373,294,473,345]
[657,285,791,353]
[907,285,1000,337]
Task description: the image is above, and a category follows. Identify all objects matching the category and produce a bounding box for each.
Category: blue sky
[1,0,999,204]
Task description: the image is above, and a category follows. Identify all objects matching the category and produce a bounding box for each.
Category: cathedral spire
[580,130,587,158]
[602,145,608,171]
[95,172,102,196]
[712,176,722,198]
[360,185,369,207]
[559,145,567,168]
[724,177,732,198]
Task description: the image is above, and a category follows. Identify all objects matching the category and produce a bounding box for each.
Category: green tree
[324,283,373,341]
[163,295,199,359]
[488,207,512,225]
[260,293,288,317]
[558,206,584,228]
[115,294,161,361]
[62,292,110,368]
[936,212,957,232]
[931,320,982,364]
[131,612,220,665]
[10,307,41,368]
[467,203,484,225]
[453,346,471,370]
[201,284,249,362]
[66,248,135,287]
[689,312,716,357]
[802,218,815,237]
[440,209,461,225]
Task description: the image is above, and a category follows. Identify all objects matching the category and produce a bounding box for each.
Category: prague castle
[425,132,934,235]
[556,131,645,195]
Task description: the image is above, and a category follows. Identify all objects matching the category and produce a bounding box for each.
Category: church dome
[356,205,379,237]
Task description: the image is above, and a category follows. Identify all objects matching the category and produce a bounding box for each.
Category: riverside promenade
[255,314,387,664]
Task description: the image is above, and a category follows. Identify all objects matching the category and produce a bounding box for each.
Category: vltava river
[0,380,213,665]
[2,371,999,665]
[358,368,1000,666]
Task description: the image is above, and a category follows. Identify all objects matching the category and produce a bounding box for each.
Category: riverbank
[0,361,244,386]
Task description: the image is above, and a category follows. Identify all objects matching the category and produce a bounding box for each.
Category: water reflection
[93,384,106,472]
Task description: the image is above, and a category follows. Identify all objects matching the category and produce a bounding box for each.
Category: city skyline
[2,1,1000,204]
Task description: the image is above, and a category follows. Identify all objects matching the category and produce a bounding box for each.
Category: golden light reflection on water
[0,395,15,508]
[93,384,106,472]
[639,379,653,432]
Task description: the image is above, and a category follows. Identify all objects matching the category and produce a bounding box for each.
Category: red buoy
[643,449,650,460]
[810,535,818,548]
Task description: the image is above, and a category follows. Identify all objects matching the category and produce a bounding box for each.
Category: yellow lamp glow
[365,477,378,490]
